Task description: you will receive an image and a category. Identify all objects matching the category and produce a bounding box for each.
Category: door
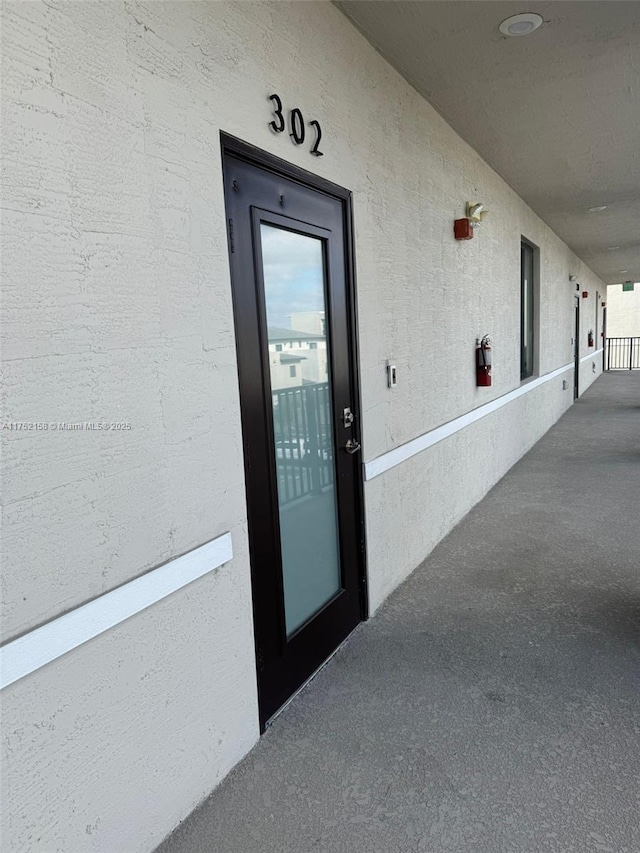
[222,136,365,729]
[574,296,580,399]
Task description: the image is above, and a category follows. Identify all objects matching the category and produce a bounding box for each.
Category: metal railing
[271,382,334,505]
[606,337,640,370]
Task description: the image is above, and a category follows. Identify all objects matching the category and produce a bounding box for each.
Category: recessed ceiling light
[619,269,628,273]
[499,13,543,37]
[588,205,608,212]
[608,246,621,251]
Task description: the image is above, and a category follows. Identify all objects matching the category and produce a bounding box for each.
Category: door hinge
[228,217,235,253]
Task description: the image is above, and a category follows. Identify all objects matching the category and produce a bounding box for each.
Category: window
[275,344,282,352]
[520,241,535,380]
[289,366,296,378]
[309,342,317,350]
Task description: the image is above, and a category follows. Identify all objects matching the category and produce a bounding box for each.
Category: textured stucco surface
[157,372,640,853]
[1,2,606,851]
[1,0,604,640]
[606,283,640,338]
[1,542,260,853]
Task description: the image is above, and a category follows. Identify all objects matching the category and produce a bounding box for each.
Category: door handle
[345,438,361,455]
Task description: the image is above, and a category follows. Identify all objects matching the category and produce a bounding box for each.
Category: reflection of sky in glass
[261,226,324,329]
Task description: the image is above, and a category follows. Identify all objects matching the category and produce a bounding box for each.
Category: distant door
[574,296,580,399]
[222,136,365,729]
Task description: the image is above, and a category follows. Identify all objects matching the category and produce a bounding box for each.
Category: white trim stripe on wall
[580,347,604,364]
[2,353,604,690]
[0,532,233,690]
[364,361,578,481]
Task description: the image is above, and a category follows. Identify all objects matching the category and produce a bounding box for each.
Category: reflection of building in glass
[290,311,326,337]
[268,312,328,389]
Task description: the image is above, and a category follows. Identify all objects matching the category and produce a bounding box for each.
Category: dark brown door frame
[574,296,580,399]
[220,133,368,730]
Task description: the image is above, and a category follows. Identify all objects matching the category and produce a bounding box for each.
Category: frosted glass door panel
[260,224,341,636]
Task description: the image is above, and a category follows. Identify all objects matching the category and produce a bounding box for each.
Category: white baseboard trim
[364,362,575,481]
[1,532,233,690]
[580,347,604,363]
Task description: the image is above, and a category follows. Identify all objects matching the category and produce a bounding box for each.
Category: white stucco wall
[1,2,605,851]
[606,284,640,337]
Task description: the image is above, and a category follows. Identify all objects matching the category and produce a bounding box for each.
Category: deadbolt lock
[343,407,355,428]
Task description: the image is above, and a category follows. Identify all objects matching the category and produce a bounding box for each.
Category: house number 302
[268,94,324,157]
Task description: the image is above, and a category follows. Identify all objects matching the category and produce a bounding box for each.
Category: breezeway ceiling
[335,1,640,285]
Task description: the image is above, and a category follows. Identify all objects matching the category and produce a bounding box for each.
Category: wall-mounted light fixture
[466,202,489,224]
[454,202,489,240]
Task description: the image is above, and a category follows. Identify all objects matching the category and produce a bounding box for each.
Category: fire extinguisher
[476,335,492,387]
[588,330,594,347]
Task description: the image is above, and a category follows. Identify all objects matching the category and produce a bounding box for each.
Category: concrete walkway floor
[158,372,640,853]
